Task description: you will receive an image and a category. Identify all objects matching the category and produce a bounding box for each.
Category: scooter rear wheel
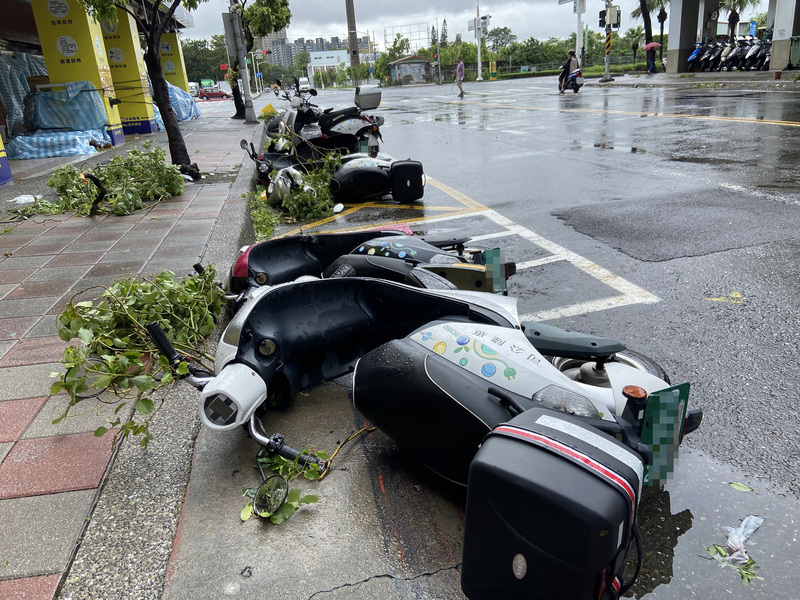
[546,349,669,385]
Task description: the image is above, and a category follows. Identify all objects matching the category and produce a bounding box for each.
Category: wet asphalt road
[164,80,800,599]
[310,79,800,597]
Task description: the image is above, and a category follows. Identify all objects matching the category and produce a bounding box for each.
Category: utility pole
[476,2,483,81]
[602,0,613,81]
[345,0,360,86]
[576,0,583,64]
[228,2,256,122]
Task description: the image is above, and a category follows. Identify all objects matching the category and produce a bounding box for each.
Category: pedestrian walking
[647,47,657,74]
[456,57,465,98]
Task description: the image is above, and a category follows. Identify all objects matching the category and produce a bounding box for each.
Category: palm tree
[631,0,668,55]
[623,26,645,62]
[720,0,761,37]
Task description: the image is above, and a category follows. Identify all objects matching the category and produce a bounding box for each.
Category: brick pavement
[0,114,259,599]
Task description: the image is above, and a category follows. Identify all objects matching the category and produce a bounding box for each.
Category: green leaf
[94,426,108,437]
[176,362,190,375]
[135,397,155,414]
[240,504,254,521]
[299,495,318,504]
[729,482,754,492]
[130,375,158,390]
[50,381,65,395]
[58,328,74,342]
[287,488,301,504]
[77,328,94,345]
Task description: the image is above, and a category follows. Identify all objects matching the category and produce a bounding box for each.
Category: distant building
[389,55,432,84]
[258,28,287,66]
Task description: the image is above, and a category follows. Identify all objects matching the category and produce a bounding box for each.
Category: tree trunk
[231,60,245,118]
[658,8,668,60]
[144,45,200,179]
[640,0,654,43]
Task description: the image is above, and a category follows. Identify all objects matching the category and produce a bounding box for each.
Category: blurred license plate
[576,77,585,85]
[641,382,690,484]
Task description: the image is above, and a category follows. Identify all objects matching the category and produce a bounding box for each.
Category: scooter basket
[461,407,643,600]
[389,160,425,203]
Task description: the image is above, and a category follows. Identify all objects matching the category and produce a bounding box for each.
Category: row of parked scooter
[241,77,426,205]
[688,35,773,72]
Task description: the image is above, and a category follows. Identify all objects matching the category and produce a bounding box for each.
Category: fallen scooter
[240,139,426,204]
[146,275,701,600]
[223,230,517,302]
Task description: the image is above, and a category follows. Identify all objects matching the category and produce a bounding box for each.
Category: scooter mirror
[275,79,282,88]
[240,139,249,151]
[253,474,288,516]
[309,89,318,97]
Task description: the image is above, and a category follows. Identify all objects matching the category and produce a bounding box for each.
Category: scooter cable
[618,521,644,595]
[318,427,376,480]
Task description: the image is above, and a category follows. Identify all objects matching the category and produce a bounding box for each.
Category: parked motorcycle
[562,68,584,93]
[265,78,383,157]
[145,273,701,599]
[222,230,517,302]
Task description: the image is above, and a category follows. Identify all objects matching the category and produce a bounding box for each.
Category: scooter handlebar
[145,321,184,364]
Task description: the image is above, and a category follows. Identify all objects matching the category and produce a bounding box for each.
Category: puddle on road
[625,448,799,599]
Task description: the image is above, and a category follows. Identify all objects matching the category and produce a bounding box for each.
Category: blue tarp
[26,81,108,131]
[150,77,201,129]
[6,80,111,159]
[6,129,110,159]
[0,53,47,136]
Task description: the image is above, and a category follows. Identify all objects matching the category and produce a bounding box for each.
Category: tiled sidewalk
[0,119,256,598]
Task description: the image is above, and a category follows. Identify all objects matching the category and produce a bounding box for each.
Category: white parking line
[482,211,660,321]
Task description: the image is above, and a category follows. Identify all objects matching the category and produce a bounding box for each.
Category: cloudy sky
[184,0,767,48]
[185,0,636,47]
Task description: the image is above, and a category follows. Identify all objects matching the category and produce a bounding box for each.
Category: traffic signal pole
[601,0,613,82]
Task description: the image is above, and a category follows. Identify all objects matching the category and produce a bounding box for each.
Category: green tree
[440,19,449,47]
[623,26,644,62]
[374,33,411,80]
[430,25,437,48]
[182,35,228,83]
[78,0,290,178]
[455,33,462,45]
[720,0,762,36]
[487,26,517,53]
[294,50,310,73]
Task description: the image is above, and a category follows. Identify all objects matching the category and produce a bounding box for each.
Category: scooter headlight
[199,363,267,430]
[532,385,603,419]
[257,162,270,174]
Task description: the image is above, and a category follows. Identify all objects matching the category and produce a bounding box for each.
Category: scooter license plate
[640,382,690,484]
[575,77,585,85]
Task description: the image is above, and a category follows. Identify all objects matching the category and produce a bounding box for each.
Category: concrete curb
[55,130,260,600]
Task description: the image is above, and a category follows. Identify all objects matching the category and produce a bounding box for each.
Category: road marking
[461,100,800,128]
[290,178,659,320]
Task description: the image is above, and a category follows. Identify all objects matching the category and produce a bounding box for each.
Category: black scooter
[240,139,426,204]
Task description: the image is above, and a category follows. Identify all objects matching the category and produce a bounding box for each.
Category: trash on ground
[704,514,765,584]
[7,194,41,205]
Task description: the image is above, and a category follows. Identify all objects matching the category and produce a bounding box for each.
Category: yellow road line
[280,177,488,235]
[463,100,800,127]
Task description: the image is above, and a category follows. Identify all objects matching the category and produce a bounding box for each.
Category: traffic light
[434,53,438,60]
[599,10,606,27]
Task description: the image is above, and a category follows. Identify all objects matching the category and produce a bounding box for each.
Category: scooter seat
[318,106,361,129]
[521,321,627,358]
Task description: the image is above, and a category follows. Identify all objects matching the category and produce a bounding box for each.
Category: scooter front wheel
[546,349,669,385]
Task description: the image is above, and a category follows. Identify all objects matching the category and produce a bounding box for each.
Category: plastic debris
[725,515,765,564]
[704,514,764,584]
[7,194,40,205]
